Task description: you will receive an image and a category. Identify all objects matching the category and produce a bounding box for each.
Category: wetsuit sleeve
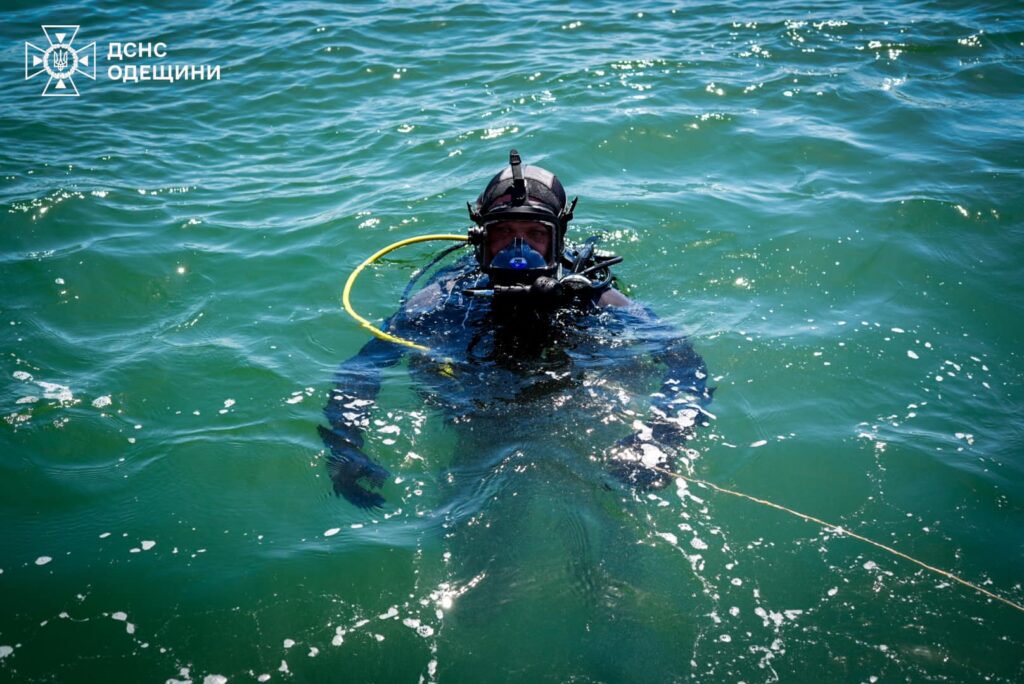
[647,332,714,443]
[602,293,713,436]
[606,305,714,489]
[319,333,406,508]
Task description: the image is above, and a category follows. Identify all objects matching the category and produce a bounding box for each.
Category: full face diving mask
[482,219,557,284]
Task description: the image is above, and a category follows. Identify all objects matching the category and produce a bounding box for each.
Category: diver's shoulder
[403,259,482,314]
[405,280,444,311]
[597,287,633,308]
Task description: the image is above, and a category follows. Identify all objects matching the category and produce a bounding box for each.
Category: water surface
[2,1,1024,682]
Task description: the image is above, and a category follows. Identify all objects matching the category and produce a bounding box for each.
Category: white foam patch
[112,612,128,621]
[35,556,52,566]
[0,646,13,659]
[632,419,654,441]
[343,398,373,409]
[674,478,704,505]
[755,606,784,627]
[36,381,74,405]
[324,528,341,537]
[750,439,767,448]
[656,532,678,546]
[907,350,919,359]
[639,443,667,467]
[203,676,228,684]
[141,540,156,551]
[92,395,112,408]
[13,371,32,381]
[283,639,295,649]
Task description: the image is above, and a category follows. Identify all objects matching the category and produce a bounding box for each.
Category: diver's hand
[317,425,390,509]
[606,432,675,490]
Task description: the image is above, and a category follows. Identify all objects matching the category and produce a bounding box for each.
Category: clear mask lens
[484,220,554,271]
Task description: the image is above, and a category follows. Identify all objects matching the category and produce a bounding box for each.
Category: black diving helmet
[468,149,576,285]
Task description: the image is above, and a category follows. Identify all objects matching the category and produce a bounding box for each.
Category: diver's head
[468,149,576,285]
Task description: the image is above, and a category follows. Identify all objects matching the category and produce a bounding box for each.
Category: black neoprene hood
[476,159,566,222]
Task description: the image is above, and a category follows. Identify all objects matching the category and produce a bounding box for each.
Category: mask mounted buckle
[509,149,527,204]
[559,196,578,226]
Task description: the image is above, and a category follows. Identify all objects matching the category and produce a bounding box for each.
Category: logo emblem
[25,25,96,97]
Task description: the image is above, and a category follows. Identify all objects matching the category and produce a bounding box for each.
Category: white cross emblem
[25,25,96,97]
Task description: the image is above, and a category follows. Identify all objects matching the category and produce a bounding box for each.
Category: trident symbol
[52,49,69,72]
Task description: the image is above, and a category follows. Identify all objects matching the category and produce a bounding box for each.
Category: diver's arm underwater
[319,333,406,509]
[606,305,714,490]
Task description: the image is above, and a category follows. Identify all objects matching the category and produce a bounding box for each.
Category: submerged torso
[392,259,666,431]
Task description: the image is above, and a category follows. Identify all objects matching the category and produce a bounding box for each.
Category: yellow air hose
[342,233,468,353]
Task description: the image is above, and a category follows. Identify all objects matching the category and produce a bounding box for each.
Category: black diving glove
[317,425,390,509]
[605,431,676,490]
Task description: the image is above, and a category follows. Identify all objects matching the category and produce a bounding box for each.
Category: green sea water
[2,2,1024,682]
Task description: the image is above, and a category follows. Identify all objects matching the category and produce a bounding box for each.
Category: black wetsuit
[319,255,713,508]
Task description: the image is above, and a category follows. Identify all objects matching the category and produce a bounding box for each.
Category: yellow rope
[651,463,1024,614]
[342,234,468,352]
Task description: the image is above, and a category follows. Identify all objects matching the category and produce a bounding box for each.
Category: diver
[319,150,713,508]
